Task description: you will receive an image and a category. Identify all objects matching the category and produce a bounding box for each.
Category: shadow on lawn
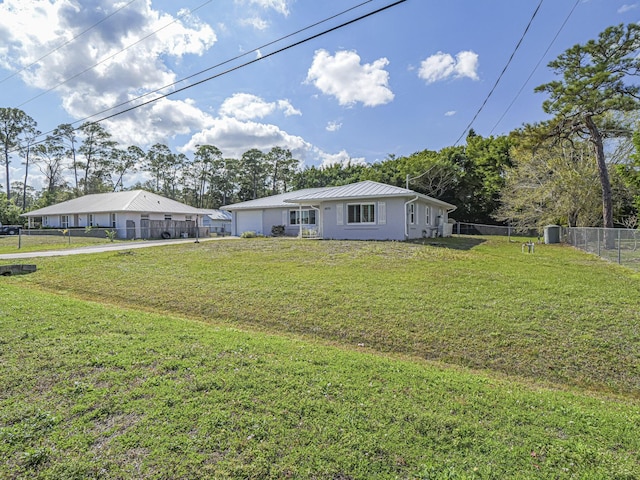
[409,236,486,251]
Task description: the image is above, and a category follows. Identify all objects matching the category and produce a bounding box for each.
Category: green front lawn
[1,236,639,478]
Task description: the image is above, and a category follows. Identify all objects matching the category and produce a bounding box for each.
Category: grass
[0,234,126,254]
[11,236,640,395]
[1,236,639,478]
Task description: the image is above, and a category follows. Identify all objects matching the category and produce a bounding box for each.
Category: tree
[77,122,116,194]
[110,145,143,192]
[19,126,41,212]
[265,146,299,195]
[0,192,22,225]
[33,134,66,196]
[496,132,602,229]
[535,23,640,229]
[53,123,79,194]
[0,108,37,201]
[238,149,268,200]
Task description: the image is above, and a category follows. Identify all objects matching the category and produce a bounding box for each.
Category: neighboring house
[201,209,232,235]
[223,180,456,240]
[22,190,206,240]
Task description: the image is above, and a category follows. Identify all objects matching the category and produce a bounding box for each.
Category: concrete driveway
[0,236,236,260]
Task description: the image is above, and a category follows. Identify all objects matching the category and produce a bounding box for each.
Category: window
[43,216,49,227]
[164,214,172,221]
[186,215,193,221]
[88,214,94,226]
[407,203,415,224]
[60,215,69,229]
[425,206,431,225]
[347,203,375,224]
[110,213,116,228]
[289,209,316,225]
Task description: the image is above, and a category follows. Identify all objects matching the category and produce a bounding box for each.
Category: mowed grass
[0,234,125,254]
[11,236,640,395]
[1,284,639,479]
[2,236,640,478]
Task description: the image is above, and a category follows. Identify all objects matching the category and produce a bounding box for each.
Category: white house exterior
[22,190,205,239]
[223,181,456,240]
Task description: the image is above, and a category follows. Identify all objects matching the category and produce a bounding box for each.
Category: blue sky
[0,0,638,189]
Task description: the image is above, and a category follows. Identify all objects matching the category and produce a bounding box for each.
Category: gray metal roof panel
[286,181,457,210]
[222,188,326,210]
[23,190,204,216]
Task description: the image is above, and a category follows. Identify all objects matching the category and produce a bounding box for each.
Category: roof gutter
[404,196,419,238]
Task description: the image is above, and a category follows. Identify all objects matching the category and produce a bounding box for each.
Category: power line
[15,0,214,109]
[0,0,140,85]
[63,0,377,128]
[488,0,580,135]
[7,0,405,154]
[454,0,544,146]
[93,0,407,125]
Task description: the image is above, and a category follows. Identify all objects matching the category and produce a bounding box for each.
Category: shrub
[105,230,117,242]
[240,231,257,238]
[271,225,285,236]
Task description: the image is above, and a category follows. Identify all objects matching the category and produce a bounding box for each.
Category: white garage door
[236,210,264,235]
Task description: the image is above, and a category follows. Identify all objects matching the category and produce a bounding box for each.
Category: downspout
[404,196,419,238]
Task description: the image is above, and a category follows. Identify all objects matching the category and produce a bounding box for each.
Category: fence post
[618,229,621,264]
[597,228,600,257]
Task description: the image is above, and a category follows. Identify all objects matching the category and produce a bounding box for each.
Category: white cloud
[219,93,301,120]
[326,121,342,132]
[315,149,366,169]
[418,50,479,84]
[0,0,217,144]
[306,49,394,107]
[240,17,269,30]
[241,0,290,16]
[444,110,456,117]
[181,116,310,160]
[277,100,302,117]
[618,3,638,13]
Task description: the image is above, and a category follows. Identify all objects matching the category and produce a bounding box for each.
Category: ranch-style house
[22,190,206,240]
[223,180,456,240]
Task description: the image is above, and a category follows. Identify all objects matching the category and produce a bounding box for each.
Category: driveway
[0,236,236,260]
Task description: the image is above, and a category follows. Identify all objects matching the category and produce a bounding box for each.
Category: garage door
[236,210,264,235]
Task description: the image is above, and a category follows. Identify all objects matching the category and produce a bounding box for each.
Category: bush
[240,231,257,238]
[271,225,285,236]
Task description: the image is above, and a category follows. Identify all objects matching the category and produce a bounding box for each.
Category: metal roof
[223,181,456,211]
[287,181,457,211]
[222,187,326,210]
[205,210,232,221]
[23,190,205,217]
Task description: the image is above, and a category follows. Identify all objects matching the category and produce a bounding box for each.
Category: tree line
[2,23,640,230]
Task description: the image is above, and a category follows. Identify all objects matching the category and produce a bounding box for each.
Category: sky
[0,0,639,190]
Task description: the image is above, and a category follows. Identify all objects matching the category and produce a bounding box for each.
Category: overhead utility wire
[453,0,544,145]
[92,0,407,125]
[66,0,376,128]
[0,0,140,85]
[7,0,403,155]
[488,0,579,135]
[15,0,214,109]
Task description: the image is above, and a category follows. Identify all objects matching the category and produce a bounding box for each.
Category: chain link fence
[454,222,540,239]
[565,227,640,270]
[452,222,640,270]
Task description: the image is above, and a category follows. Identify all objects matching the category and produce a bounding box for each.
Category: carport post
[195,214,200,244]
